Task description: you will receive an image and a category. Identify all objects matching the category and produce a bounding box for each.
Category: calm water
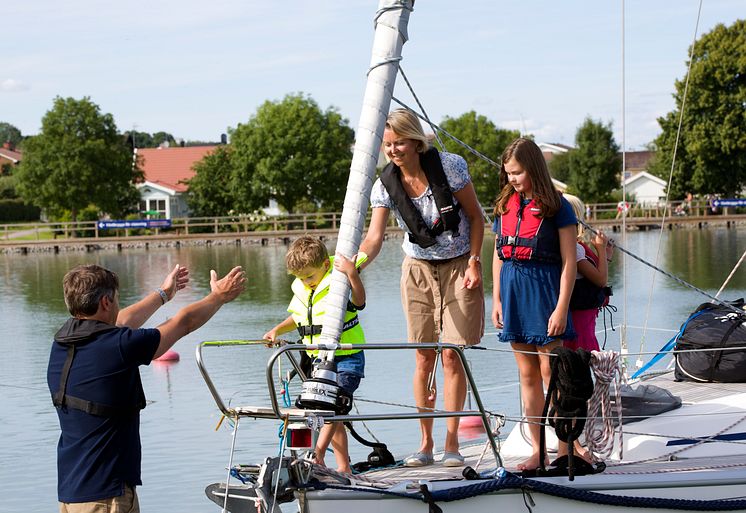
[1,228,744,513]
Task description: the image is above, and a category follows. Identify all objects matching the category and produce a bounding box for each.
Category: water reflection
[0,227,743,513]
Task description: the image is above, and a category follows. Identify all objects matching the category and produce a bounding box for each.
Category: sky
[2,0,743,151]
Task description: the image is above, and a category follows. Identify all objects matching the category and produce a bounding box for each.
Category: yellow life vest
[287,254,368,356]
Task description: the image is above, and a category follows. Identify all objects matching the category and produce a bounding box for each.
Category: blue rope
[281,379,292,408]
[632,310,707,379]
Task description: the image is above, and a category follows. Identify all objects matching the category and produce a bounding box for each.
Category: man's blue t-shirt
[47,326,160,502]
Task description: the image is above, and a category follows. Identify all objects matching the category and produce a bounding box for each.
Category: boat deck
[350,371,746,485]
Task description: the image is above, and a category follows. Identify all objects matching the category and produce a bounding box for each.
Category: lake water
[1,228,744,513]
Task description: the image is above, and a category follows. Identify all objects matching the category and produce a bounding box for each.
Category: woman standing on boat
[492,137,577,471]
[360,109,485,467]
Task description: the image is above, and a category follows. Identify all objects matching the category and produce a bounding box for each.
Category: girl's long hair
[493,138,561,218]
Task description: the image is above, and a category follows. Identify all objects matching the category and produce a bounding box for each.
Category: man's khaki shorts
[59,484,139,513]
[401,254,484,345]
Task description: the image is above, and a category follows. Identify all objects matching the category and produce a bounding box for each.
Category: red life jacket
[496,193,561,264]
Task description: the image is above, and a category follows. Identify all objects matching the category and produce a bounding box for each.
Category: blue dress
[494,197,577,345]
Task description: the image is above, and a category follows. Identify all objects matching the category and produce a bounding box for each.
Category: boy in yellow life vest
[263,235,366,473]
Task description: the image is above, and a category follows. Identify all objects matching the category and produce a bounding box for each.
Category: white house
[135,145,218,218]
[623,171,667,206]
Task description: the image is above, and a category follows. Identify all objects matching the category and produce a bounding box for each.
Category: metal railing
[196,340,503,467]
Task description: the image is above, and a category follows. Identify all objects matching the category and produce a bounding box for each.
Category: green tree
[648,20,746,197]
[567,118,621,202]
[185,145,235,216]
[125,130,177,149]
[230,93,354,213]
[548,151,572,184]
[439,111,520,207]
[0,122,22,148]
[16,96,142,223]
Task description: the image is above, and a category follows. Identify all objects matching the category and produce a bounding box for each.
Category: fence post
[303,214,308,231]
[332,213,337,230]
[95,221,99,238]
[214,217,218,234]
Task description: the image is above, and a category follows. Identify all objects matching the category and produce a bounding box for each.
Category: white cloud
[0,79,30,92]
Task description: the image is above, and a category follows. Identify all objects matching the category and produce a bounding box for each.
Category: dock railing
[1,200,742,242]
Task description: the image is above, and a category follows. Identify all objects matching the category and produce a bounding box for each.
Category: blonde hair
[563,193,590,243]
[385,109,430,154]
[285,235,329,274]
[493,138,561,218]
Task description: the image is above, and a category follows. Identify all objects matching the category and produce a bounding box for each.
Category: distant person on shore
[48,263,245,512]
[263,235,367,474]
[359,109,485,468]
[564,194,613,352]
[491,137,577,471]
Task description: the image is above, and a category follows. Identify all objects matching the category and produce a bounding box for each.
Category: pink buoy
[458,416,486,440]
[155,350,180,362]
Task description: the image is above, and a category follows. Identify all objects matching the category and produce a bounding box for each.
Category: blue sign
[98,219,172,230]
[712,199,746,208]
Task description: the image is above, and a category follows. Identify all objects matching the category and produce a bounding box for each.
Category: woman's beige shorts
[401,254,484,345]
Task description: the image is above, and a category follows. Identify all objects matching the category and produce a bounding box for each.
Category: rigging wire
[580,219,745,316]
[637,0,704,370]
[397,65,445,150]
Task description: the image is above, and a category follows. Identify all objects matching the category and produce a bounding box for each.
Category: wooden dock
[0,215,742,254]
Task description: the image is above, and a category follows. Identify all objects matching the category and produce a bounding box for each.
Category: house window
[144,199,167,218]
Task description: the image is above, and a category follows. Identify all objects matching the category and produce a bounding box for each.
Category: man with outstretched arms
[48,263,246,512]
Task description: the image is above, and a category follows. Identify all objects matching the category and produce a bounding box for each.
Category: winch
[295,357,352,414]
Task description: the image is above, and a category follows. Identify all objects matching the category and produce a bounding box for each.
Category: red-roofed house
[135,145,218,218]
[0,142,22,175]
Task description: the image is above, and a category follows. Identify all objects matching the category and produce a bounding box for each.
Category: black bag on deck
[674,299,746,383]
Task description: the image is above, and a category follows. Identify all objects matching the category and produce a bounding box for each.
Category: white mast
[318,0,413,348]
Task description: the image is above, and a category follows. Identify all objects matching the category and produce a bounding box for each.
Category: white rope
[715,247,746,299]
[584,351,625,461]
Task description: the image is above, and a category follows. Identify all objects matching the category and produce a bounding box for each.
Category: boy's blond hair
[285,235,329,274]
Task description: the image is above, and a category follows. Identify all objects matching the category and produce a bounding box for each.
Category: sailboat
[198,1,746,511]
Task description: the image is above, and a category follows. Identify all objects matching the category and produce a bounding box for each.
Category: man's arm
[117,264,189,328]
[153,266,245,360]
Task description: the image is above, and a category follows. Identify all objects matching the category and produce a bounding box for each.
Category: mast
[318,0,413,348]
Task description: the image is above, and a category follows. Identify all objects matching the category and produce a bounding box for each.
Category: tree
[185,145,235,216]
[648,20,746,198]
[125,130,177,149]
[230,93,354,213]
[15,96,141,223]
[548,151,572,184]
[0,122,22,148]
[567,118,621,202]
[439,111,520,207]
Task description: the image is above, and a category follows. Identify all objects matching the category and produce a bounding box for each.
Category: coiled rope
[584,350,624,461]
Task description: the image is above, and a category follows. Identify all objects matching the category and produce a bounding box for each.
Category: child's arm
[548,225,577,337]
[577,230,609,287]
[263,314,297,343]
[334,253,366,307]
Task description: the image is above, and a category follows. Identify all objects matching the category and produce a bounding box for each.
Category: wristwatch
[468,255,481,264]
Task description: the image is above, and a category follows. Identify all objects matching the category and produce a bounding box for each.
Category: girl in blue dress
[491,138,577,471]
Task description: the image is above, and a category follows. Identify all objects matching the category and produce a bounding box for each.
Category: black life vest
[51,318,147,417]
[495,194,561,264]
[570,241,612,310]
[380,148,461,248]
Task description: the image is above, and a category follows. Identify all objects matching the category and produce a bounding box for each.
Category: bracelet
[156,288,169,305]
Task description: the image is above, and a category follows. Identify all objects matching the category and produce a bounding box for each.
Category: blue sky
[2,1,742,150]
